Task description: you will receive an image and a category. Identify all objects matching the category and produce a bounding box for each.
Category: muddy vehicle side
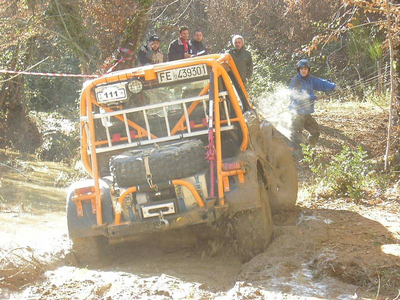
[67,54,298,265]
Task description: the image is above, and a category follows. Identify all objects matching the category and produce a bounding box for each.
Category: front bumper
[95,203,228,243]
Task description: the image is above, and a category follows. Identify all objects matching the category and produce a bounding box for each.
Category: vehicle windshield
[130,78,208,105]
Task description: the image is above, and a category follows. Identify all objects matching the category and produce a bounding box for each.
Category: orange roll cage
[78,54,251,226]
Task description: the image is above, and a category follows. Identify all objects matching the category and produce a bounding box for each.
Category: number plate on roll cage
[157,64,208,83]
[95,83,127,103]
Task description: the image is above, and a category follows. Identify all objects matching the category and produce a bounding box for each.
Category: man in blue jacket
[289,59,342,157]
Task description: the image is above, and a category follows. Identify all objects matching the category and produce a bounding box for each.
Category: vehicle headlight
[127,79,143,94]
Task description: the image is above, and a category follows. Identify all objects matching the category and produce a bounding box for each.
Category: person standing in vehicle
[289,58,343,156]
[137,35,164,66]
[168,26,191,61]
[189,30,208,56]
[228,35,253,85]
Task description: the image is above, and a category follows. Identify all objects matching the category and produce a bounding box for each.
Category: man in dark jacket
[289,58,343,156]
[137,35,164,66]
[167,26,191,61]
[228,35,253,85]
[189,30,208,56]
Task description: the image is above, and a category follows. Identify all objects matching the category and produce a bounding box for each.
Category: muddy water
[0,212,68,254]
[5,209,381,300]
[1,154,398,299]
[0,160,68,212]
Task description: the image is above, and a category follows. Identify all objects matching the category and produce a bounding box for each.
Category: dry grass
[0,247,47,291]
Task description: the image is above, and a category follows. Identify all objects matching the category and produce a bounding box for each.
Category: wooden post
[384,0,394,171]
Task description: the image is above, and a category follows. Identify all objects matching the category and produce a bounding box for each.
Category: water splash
[254,86,312,140]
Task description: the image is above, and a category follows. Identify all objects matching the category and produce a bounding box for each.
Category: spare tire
[110,140,207,187]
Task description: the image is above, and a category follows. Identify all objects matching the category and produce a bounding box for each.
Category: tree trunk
[1,38,41,152]
[50,0,94,73]
[394,42,400,154]
[0,46,20,111]
[113,0,153,71]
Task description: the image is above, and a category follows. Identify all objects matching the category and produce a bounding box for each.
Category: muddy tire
[72,236,107,267]
[67,179,114,239]
[234,166,273,262]
[110,140,207,187]
[265,137,298,214]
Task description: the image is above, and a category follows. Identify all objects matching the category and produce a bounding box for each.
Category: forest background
[0,0,399,164]
[1,2,400,297]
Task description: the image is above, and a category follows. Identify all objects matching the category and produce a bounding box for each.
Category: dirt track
[1,102,400,299]
[1,202,398,299]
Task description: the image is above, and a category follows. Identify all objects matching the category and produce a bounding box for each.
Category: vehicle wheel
[265,137,298,214]
[72,236,107,267]
[66,179,114,239]
[234,165,273,262]
[110,139,207,187]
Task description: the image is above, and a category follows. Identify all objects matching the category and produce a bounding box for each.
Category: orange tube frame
[95,103,157,140]
[114,187,137,225]
[170,83,210,135]
[114,180,204,225]
[172,180,205,208]
[80,55,250,226]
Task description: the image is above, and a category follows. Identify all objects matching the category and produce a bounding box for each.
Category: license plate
[157,64,208,83]
[95,83,127,103]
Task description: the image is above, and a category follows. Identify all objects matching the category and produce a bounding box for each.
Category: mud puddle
[1,152,399,299]
[3,207,398,299]
[0,212,68,252]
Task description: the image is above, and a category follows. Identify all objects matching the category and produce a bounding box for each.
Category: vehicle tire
[110,139,207,187]
[72,236,108,268]
[66,179,114,239]
[265,136,298,214]
[234,166,273,263]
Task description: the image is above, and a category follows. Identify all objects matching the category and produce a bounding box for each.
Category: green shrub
[301,144,323,175]
[246,48,294,98]
[325,145,369,199]
[303,145,371,200]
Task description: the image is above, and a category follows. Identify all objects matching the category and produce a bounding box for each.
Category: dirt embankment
[0,102,399,299]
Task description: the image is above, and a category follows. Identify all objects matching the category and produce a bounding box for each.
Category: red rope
[1,47,136,78]
[0,69,98,78]
[105,47,135,74]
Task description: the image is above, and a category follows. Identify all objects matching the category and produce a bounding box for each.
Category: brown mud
[0,102,399,299]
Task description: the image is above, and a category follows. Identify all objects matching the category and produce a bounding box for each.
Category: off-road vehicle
[67,53,298,265]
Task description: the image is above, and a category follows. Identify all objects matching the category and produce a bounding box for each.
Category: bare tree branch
[0,18,92,63]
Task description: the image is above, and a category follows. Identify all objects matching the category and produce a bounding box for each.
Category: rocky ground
[0,101,399,299]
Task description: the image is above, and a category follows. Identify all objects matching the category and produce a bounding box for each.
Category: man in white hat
[228,35,253,85]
